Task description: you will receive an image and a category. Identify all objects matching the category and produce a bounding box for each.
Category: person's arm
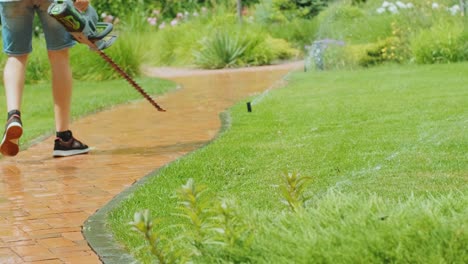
[73,0,89,12]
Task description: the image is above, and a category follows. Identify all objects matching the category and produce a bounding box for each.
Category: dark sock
[56,130,72,141]
[7,110,21,120]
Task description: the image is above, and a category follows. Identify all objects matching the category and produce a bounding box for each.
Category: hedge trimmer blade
[95,49,166,112]
[48,0,165,112]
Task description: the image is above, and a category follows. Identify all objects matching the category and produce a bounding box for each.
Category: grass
[0,77,175,150]
[108,62,468,263]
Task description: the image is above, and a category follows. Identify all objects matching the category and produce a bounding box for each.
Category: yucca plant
[193,30,249,69]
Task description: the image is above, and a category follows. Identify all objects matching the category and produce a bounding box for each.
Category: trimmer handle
[89,22,114,41]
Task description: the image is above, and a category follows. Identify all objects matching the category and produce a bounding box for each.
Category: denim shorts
[0,0,75,55]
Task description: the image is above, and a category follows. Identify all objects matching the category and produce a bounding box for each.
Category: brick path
[0,61,302,263]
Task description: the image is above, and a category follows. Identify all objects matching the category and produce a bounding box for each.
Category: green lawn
[0,77,175,150]
[108,62,467,263]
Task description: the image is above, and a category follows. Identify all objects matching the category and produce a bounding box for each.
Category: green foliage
[253,191,468,263]
[129,210,170,264]
[194,31,249,69]
[264,17,320,49]
[92,0,156,19]
[192,27,300,68]
[279,172,313,212]
[240,30,291,66]
[267,37,300,59]
[277,0,329,18]
[174,178,214,252]
[110,62,468,263]
[255,0,328,22]
[411,21,468,64]
[70,32,143,81]
[0,32,144,83]
[353,36,406,67]
[92,0,259,20]
[214,199,254,262]
[315,3,392,43]
[137,8,299,68]
[25,38,51,84]
[312,0,468,69]
[0,37,51,85]
[129,179,254,263]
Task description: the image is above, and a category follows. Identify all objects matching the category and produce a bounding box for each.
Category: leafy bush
[93,0,259,21]
[315,3,393,44]
[141,13,217,67]
[130,178,254,263]
[193,24,300,69]
[194,31,249,69]
[358,36,408,67]
[309,0,468,70]
[264,17,320,49]
[411,21,468,64]
[266,36,300,60]
[140,9,299,69]
[258,0,328,21]
[320,43,368,70]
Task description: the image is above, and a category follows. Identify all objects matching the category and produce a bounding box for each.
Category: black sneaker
[0,111,23,157]
[53,130,90,157]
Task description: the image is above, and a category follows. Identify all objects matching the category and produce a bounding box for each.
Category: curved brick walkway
[0,61,302,263]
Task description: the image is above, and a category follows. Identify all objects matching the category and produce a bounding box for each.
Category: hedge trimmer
[48,0,166,112]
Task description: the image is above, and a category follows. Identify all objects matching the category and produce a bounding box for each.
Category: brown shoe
[53,130,90,157]
[0,112,23,157]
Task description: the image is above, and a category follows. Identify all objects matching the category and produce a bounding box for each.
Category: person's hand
[74,0,89,12]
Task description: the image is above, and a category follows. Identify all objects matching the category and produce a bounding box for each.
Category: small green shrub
[314,0,468,68]
[357,36,407,67]
[411,21,467,64]
[129,178,254,263]
[315,4,365,41]
[242,37,275,66]
[129,210,173,264]
[145,20,207,67]
[193,30,249,69]
[319,45,356,70]
[279,172,313,212]
[258,0,329,20]
[264,17,320,49]
[266,36,300,60]
[240,29,298,66]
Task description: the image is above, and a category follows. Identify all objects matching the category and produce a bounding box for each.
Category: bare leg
[3,55,28,112]
[1,55,27,156]
[48,48,72,132]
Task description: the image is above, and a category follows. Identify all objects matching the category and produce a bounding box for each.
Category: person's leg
[48,49,72,132]
[3,55,28,111]
[0,1,34,156]
[0,55,28,156]
[37,1,89,157]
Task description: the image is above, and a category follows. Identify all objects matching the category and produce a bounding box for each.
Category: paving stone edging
[82,111,232,264]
